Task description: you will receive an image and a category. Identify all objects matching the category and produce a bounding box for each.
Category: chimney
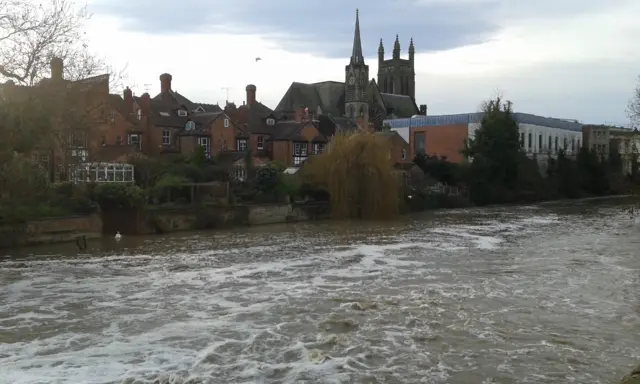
[50,57,63,81]
[123,87,133,114]
[246,84,256,106]
[294,106,308,122]
[159,73,172,93]
[140,92,151,113]
[419,104,427,115]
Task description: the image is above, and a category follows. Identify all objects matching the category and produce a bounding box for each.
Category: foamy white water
[1,203,640,383]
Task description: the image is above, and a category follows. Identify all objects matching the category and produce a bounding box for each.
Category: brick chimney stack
[123,87,133,114]
[160,73,172,93]
[50,57,63,81]
[140,92,151,113]
[246,84,256,107]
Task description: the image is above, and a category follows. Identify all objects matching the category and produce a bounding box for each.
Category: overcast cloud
[86,0,640,125]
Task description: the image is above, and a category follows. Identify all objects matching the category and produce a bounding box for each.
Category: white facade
[390,126,410,144]
[468,122,582,157]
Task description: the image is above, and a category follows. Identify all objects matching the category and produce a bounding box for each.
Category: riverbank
[619,365,640,384]
[1,194,637,250]
[0,202,330,249]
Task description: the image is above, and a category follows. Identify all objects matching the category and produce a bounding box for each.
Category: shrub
[92,183,145,210]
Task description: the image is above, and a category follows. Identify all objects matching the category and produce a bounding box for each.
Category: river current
[1,200,640,383]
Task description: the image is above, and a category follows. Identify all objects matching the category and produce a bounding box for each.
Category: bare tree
[0,0,126,90]
[627,75,640,129]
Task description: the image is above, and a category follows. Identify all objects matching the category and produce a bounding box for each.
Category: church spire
[350,9,364,65]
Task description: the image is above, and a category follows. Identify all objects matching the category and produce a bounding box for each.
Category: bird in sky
[255,57,262,62]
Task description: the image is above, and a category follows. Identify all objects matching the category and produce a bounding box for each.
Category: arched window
[359,105,366,116]
[348,105,355,118]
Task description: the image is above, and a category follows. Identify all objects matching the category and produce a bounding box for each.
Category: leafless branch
[627,75,640,129]
[0,0,126,90]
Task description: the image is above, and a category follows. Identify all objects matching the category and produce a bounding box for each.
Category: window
[257,136,264,149]
[520,132,525,147]
[266,118,275,125]
[538,134,542,150]
[224,118,229,127]
[162,129,171,145]
[195,106,205,113]
[312,143,326,154]
[548,136,552,151]
[197,137,210,155]
[563,137,568,149]
[555,136,559,151]
[177,110,187,116]
[185,121,195,130]
[577,139,581,150]
[527,133,532,150]
[293,142,308,165]
[414,132,425,155]
[159,112,170,116]
[110,110,116,123]
[116,135,122,145]
[234,165,246,181]
[128,134,141,149]
[237,139,247,151]
[401,148,406,160]
[137,109,142,120]
[571,138,575,151]
[100,136,106,146]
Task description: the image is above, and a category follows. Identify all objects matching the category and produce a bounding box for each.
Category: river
[1,199,639,383]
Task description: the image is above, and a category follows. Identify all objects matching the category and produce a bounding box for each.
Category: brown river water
[1,198,639,383]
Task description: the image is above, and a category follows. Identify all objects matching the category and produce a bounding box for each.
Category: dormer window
[224,118,229,127]
[266,118,275,125]
[194,106,205,112]
[178,110,187,116]
[136,109,142,120]
[159,112,170,116]
[185,121,195,130]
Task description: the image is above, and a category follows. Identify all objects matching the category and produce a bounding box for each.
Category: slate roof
[384,112,583,132]
[275,81,345,116]
[275,80,418,119]
[380,93,419,118]
[153,90,222,113]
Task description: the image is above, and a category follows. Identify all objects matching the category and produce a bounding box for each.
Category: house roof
[275,81,345,116]
[234,103,276,135]
[275,80,418,119]
[380,93,419,118]
[153,90,222,113]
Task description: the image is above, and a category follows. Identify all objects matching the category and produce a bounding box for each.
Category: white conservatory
[68,162,135,183]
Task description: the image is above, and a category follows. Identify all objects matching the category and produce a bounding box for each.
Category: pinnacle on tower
[378,38,384,53]
[393,34,400,59]
[350,9,364,65]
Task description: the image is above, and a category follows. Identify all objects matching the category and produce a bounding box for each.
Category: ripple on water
[1,205,640,383]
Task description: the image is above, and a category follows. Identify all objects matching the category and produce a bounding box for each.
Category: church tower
[345,9,369,123]
[377,35,415,99]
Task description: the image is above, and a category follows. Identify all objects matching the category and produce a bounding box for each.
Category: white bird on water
[115,231,122,241]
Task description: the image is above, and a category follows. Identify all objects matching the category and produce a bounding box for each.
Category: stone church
[274,10,425,130]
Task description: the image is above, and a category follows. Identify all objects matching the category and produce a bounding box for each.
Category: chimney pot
[50,57,63,81]
[123,87,133,114]
[246,84,256,106]
[159,73,172,93]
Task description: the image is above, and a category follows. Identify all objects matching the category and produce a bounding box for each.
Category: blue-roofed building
[384,112,584,164]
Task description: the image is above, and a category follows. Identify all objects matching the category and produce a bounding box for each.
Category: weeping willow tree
[303,132,399,219]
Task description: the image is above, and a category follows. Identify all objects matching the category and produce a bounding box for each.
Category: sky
[82,0,640,125]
